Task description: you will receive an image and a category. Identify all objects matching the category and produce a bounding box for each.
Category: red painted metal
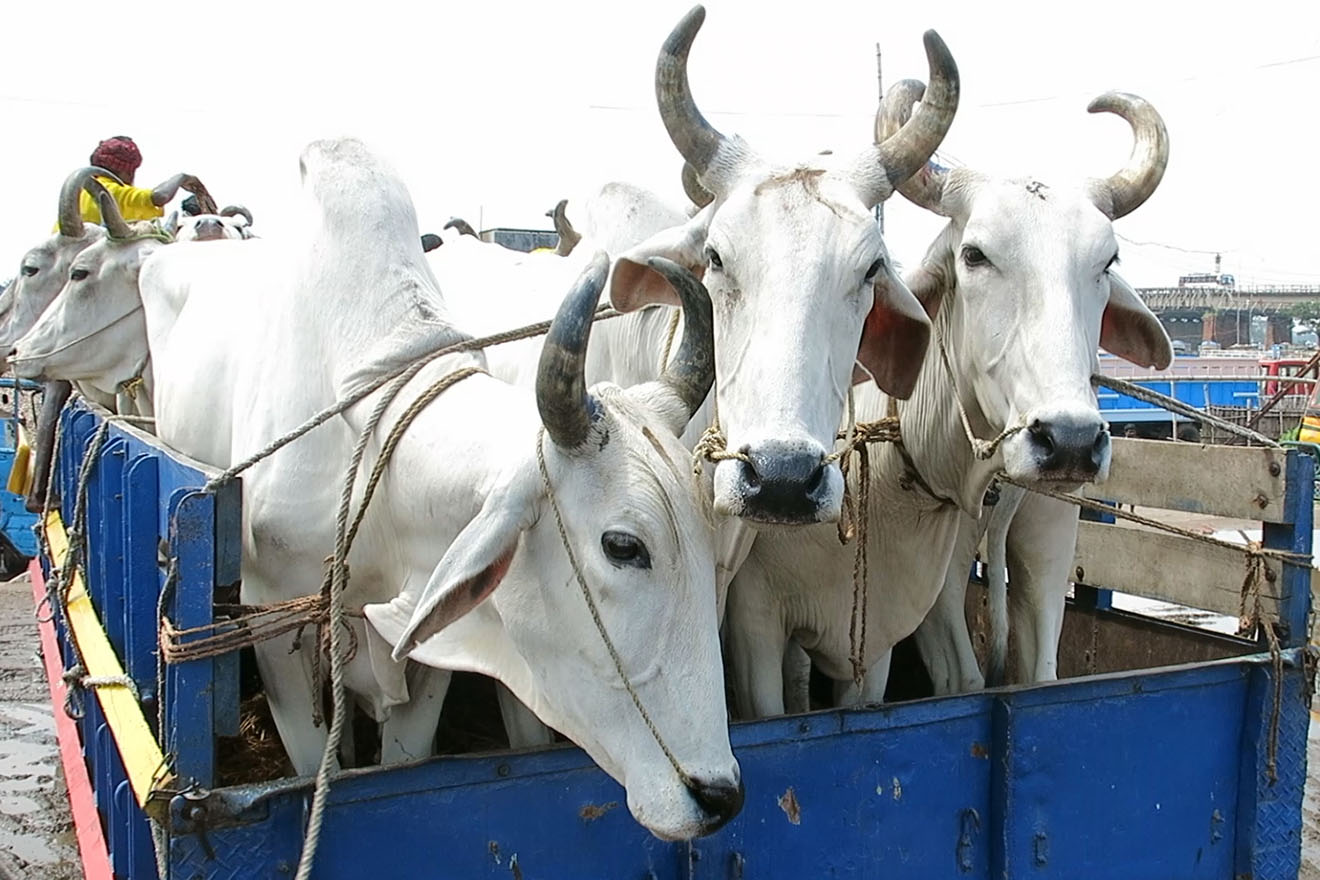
[30,559,114,880]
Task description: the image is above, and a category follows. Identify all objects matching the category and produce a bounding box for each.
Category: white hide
[726,170,1172,718]
[139,138,739,842]
[9,224,169,419]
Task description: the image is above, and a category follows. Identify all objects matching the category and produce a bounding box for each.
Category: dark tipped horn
[875,79,951,216]
[854,30,960,208]
[25,381,72,514]
[656,6,737,193]
[94,188,132,240]
[536,251,610,450]
[1086,91,1169,220]
[648,257,714,420]
[444,218,477,237]
[420,233,443,252]
[548,200,581,256]
[680,162,713,208]
[57,167,108,238]
[219,204,254,225]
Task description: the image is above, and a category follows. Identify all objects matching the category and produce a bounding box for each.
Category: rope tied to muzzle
[536,427,695,789]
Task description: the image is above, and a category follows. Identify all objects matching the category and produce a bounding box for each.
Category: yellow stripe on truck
[1300,415,1320,445]
[44,511,174,818]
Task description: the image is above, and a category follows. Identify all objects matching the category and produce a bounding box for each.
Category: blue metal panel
[169,492,218,789]
[96,438,128,661]
[123,453,161,700]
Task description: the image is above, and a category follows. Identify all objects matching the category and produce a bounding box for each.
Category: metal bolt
[798,721,810,734]
[496,763,511,778]
[1075,566,1085,582]
[1269,462,1282,477]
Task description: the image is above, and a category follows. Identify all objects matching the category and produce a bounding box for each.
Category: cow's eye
[864,259,884,282]
[70,268,89,281]
[601,531,651,569]
[20,265,38,277]
[961,245,990,268]
[705,247,723,271]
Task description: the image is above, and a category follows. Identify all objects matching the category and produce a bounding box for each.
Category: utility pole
[875,42,884,234]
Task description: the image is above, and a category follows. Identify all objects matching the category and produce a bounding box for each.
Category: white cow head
[0,168,110,352]
[169,204,254,242]
[607,6,958,526]
[368,255,741,840]
[882,82,1173,488]
[9,187,171,391]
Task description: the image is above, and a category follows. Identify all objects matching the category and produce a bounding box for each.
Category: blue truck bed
[40,399,1315,879]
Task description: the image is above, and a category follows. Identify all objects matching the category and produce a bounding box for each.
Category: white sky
[5,0,1319,288]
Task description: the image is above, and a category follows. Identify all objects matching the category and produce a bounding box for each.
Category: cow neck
[892,309,1002,514]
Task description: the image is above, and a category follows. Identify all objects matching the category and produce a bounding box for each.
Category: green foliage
[1281,425,1301,443]
[1284,301,1320,322]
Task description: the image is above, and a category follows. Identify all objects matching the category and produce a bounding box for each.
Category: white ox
[725,83,1174,718]
[0,169,109,358]
[432,7,959,621]
[170,205,255,242]
[139,137,741,841]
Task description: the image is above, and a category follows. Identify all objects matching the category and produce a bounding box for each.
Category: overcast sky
[5,0,1318,288]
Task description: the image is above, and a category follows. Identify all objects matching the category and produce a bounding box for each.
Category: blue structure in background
[48,399,1316,879]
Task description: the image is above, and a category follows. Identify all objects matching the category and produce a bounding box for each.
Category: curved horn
[547,200,581,257]
[219,205,254,225]
[680,162,714,208]
[853,30,960,208]
[57,167,112,238]
[420,233,443,252]
[536,251,610,450]
[444,217,477,238]
[656,6,747,196]
[1086,91,1169,220]
[94,188,133,240]
[648,257,715,420]
[874,79,951,216]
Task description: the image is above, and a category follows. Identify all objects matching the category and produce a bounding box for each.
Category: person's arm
[151,173,216,213]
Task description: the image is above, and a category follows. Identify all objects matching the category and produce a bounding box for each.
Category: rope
[658,307,681,374]
[294,364,485,880]
[1093,375,1281,448]
[204,307,620,493]
[936,335,1025,460]
[535,427,694,788]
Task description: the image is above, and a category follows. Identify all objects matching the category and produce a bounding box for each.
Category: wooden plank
[30,560,114,880]
[1073,520,1280,620]
[1082,437,1288,522]
[45,510,173,811]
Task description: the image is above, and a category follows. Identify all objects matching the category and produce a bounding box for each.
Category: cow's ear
[1102,270,1173,369]
[856,266,935,399]
[609,208,711,311]
[364,467,540,660]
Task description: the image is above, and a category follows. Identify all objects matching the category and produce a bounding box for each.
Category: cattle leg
[912,513,985,695]
[984,486,1026,687]
[1004,492,1079,684]
[254,637,331,777]
[832,649,892,707]
[724,556,787,719]
[781,641,812,715]
[380,662,451,765]
[25,381,72,514]
[496,683,555,748]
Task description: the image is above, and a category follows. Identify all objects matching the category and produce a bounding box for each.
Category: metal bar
[1248,349,1320,428]
[44,510,174,809]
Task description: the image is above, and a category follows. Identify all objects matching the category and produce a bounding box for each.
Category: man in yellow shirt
[73,136,216,226]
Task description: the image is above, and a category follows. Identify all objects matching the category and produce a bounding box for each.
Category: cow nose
[1026,417,1108,480]
[685,775,745,831]
[737,444,829,524]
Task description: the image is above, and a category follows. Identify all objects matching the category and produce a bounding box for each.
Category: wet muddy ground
[0,572,79,879]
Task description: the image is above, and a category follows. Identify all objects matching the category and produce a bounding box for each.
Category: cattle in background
[171,205,255,241]
[725,81,1174,718]
[139,137,741,841]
